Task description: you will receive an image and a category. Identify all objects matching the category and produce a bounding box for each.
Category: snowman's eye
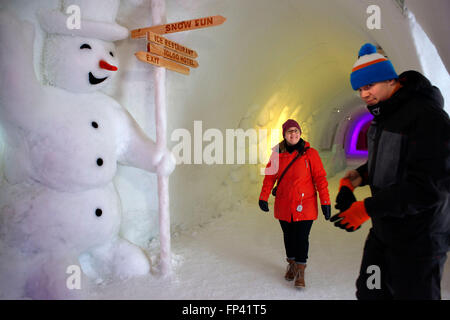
[80,43,92,50]
[109,51,114,57]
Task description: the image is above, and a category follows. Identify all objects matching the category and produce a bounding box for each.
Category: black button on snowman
[91,121,103,167]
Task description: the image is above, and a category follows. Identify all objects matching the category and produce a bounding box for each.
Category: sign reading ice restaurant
[147,31,198,58]
[131,15,226,38]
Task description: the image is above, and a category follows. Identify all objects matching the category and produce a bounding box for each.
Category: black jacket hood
[368,70,444,119]
[398,70,444,109]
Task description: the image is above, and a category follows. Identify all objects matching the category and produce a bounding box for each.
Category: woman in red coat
[259,119,331,288]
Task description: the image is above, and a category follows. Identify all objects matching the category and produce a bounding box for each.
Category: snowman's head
[43,35,119,93]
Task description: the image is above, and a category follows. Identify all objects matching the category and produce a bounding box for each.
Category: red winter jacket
[259,140,330,222]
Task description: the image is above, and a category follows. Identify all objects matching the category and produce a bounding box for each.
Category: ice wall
[406,10,450,114]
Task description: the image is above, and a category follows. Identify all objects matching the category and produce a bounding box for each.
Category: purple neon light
[347,112,373,157]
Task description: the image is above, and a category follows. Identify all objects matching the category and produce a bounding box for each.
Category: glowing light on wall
[257,92,305,162]
[346,112,373,157]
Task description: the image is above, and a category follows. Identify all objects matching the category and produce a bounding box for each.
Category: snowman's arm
[115,107,165,173]
[0,11,42,113]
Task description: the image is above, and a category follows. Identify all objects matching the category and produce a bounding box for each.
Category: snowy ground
[85,169,450,300]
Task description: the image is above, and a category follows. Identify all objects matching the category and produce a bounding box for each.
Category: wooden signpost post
[132,7,226,276]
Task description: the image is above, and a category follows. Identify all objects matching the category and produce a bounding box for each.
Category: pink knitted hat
[282,119,301,136]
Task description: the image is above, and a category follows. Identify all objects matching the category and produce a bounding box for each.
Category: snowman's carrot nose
[99,60,118,71]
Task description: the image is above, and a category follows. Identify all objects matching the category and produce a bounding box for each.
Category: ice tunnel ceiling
[156,0,448,155]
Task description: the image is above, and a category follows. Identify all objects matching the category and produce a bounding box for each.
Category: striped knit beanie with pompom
[350,43,398,90]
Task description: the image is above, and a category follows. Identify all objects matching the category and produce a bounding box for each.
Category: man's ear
[387,79,397,86]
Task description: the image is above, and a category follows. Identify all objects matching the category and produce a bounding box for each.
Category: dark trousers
[279,219,314,264]
[356,229,447,300]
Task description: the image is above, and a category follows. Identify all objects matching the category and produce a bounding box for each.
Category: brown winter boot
[294,263,306,288]
[284,258,296,281]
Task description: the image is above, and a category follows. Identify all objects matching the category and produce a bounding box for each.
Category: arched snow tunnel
[1,0,449,247]
[1,0,450,300]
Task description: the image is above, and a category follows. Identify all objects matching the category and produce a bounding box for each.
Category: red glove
[330,201,370,232]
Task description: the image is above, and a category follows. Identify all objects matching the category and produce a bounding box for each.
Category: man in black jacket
[331,43,450,299]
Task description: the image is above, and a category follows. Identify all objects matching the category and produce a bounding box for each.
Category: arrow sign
[147,31,198,58]
[131,15,226,38]
[147,43,198,68]
[135,51,189,75]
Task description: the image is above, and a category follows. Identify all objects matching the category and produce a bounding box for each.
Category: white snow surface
[84,172,450,300]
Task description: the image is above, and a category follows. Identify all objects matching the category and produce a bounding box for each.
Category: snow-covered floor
[86,170,450,300]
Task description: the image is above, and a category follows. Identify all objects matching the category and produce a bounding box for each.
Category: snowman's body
[5,88,136,192]
[0,7,174,299]
[0,182,121,254]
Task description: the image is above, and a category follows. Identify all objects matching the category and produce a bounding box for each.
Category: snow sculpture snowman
[0,0,175,299]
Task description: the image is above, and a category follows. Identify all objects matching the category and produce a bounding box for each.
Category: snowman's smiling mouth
[89,72,108,85]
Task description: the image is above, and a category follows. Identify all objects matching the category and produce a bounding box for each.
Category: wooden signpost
[132,15,226,76]
[131,11,226,276]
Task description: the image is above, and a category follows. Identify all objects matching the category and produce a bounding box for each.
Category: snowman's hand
[0,10,40,109]
[156,150,177,176]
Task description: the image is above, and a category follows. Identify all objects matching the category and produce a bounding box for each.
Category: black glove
[259,200,269,212]
[321,204,331,220]
[335,186,357,212]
